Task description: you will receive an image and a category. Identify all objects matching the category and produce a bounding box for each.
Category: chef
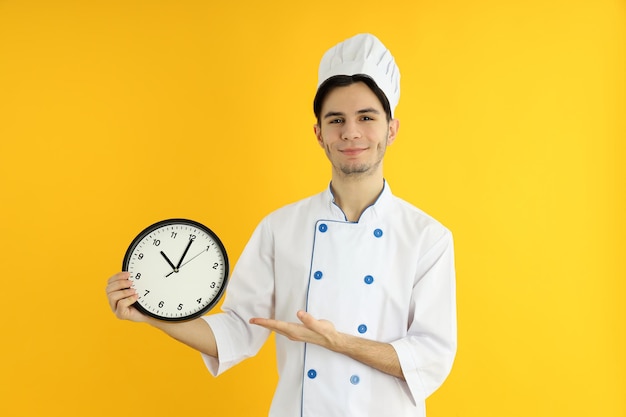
[106,33,457,417]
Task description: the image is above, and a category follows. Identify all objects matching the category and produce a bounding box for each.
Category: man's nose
[341,120,361,140]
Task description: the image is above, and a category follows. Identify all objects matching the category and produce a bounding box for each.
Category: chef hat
[317,33,400,116]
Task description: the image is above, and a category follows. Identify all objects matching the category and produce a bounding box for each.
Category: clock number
[144,289,150,296]
[212,262,219,269]
[135,273,141,280]
[210,282,216,289]
[189,234,197,241]
[171,232,177,238]
[196,298,202,304]
[153,239,161,246]
[177,304,183,311]
[138,253,144,260]
[158,301,164,308]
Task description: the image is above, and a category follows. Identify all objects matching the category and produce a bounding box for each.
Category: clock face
[122,219,229,321]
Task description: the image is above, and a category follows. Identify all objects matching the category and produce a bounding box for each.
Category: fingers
[296,310,311,322]
[106,271,130,295]
[250,312,320,343]
[251,311,339,349]
[114,290,139,315]
[296,310,323,331]
[250,311,314,330]
[250,317,300,341]
[105,271,138,317]
[249,317,283,331]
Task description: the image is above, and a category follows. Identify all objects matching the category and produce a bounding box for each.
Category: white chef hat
[317,33,400,116]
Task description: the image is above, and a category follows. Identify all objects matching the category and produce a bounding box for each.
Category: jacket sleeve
[201,217,276,376]
[390,229,457,404]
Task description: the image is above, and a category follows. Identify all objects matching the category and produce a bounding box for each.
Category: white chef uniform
[202,182,457,417]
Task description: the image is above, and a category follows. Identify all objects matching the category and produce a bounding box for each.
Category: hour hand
[160,251,177,271]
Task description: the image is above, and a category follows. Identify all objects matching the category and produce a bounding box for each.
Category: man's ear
[387,118,400,145]
[313,124,324,148]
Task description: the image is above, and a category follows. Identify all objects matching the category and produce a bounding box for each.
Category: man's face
[314,82,399,179]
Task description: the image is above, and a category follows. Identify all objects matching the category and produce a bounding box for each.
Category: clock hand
[160,251,177,271]
[165,246,207,278]
[179,246,209,269]
[175,238,194,270]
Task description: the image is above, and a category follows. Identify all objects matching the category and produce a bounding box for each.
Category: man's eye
[361,116,373,121]
[330,118,343,124]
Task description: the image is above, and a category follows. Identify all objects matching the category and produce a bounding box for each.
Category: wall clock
[122,219,229,321]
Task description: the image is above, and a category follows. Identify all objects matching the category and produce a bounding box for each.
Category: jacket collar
[324,180,393,223]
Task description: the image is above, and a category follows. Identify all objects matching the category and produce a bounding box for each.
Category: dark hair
[313,74,392,125]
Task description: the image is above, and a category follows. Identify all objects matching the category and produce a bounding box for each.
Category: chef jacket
[202,182,457,417]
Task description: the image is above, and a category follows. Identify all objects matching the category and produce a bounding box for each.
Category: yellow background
[1,0,624,416]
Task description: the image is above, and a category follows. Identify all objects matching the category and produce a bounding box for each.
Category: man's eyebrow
[323,111,345,119]
[356,107,381,114]
[323,108,381,119]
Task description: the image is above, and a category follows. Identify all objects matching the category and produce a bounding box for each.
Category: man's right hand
[106,271,146,323]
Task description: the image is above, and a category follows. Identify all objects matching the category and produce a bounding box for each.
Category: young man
[106,33,457,417]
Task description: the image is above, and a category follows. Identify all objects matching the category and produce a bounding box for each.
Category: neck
[330,174,385,222]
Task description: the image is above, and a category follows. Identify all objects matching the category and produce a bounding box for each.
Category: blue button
[350,375,360,385]
[318,223,328,233]
[358,324,367,334]
[364,275,374,285]
[307,369,317,379]
[373,228,383,238]
[314,271,323,280]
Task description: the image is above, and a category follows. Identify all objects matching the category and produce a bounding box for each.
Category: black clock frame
[122,218,230,321]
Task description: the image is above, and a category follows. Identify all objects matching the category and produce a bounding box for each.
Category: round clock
[122,218,229,321]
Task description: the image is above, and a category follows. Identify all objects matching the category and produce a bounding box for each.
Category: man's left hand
[250,310,344,352]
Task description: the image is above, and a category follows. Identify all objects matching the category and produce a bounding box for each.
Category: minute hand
[179,246,209,269]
